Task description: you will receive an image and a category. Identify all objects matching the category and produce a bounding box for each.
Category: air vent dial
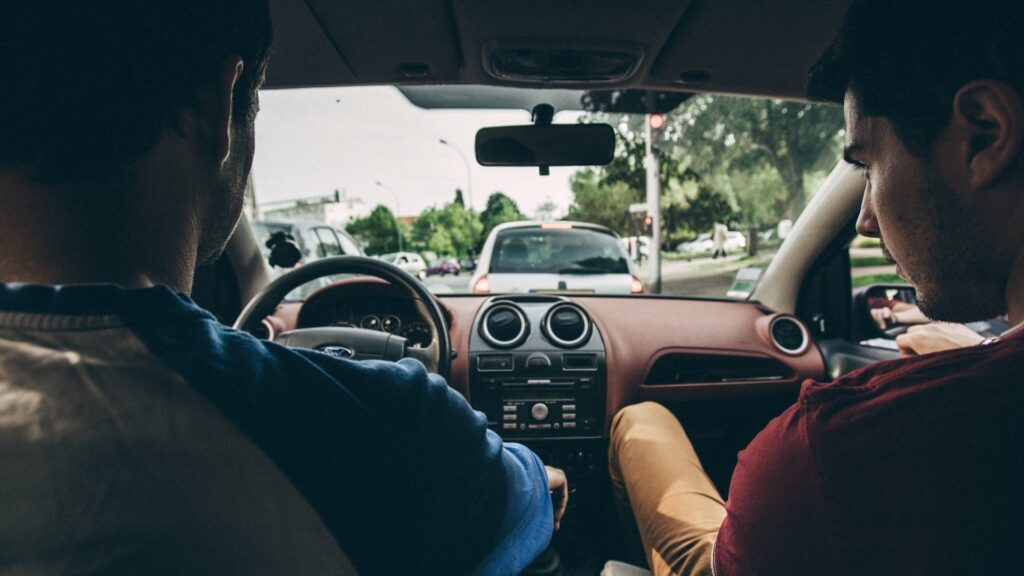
[479,303,529,348]
[542,303,592,348]
[769,316,810,355]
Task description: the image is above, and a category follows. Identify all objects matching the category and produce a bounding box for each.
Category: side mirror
[853,284,922,338]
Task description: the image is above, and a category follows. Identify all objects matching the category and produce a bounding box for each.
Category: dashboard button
[526,353,552,369]
[479,355,514,371]
[531,403,550,421]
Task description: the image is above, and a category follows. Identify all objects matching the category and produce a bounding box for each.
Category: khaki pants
[608,402,726,576]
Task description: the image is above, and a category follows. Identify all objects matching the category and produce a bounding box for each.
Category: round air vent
[543,303,592,348]
[479,303,529,348]
[770,316,810,355]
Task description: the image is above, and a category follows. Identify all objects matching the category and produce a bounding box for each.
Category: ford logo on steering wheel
[319,346,356,359]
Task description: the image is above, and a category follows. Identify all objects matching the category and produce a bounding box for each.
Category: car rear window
[490,228,630,275]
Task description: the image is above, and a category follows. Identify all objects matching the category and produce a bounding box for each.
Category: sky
[251,86,583,219]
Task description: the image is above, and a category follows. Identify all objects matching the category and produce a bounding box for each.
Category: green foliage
[669,95,844,221]
[346,205,402,255]
[852,273,904,288]
[409,192,483,258]
[479,192,526,240]
[850,256,892,268]
[677,184,734,238]
[571,95,844,253]
[566,169,641,234]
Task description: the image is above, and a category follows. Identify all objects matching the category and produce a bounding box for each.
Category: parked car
[426,259,460,277]
[459,258,477,273]
[470,221,644,294]
[376,251,428,280]
[251,219,364,266]
[676,231,747,255]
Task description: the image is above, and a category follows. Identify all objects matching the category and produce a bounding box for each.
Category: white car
[377,251,428,280]
[470,221,643,295]
[676,231,747,254]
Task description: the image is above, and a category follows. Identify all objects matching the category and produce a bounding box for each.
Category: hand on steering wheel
[233,256,452,378]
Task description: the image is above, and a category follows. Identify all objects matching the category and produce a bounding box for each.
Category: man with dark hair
[0,2,563,574]
[609,0,1024,574]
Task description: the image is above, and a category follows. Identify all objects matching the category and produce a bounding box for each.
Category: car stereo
[468,298,606,440]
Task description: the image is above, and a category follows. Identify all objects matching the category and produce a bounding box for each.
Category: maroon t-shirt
[713,329,1024,576]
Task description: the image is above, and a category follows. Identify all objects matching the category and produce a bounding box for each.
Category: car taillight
[630,275,644,294]
[473,275,491,293]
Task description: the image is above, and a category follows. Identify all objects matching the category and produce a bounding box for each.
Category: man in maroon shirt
[608,1,1024,574]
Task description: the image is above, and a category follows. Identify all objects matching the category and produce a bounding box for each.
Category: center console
[469,296,613,568]
[469,296,606,442]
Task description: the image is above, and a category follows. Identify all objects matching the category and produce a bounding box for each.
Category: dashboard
[295,279,434,348]
[269,277,829,497]
[277,278,827,432]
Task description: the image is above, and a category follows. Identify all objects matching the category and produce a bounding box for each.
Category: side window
[398,255,409,264]
[313,227,343,258]
[336,229,362,255]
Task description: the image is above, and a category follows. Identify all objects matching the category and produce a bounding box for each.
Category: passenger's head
[0,0,272,263]
[809,0,1024,323]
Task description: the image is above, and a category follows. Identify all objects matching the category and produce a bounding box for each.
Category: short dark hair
[808,0,1024,156]
[0,1,272,183]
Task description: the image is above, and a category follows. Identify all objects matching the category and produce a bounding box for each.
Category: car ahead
[426,258,460,277]
[470,221,643,295]
[376,251,428,280]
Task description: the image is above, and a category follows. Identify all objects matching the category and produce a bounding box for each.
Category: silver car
[470,221,643,295]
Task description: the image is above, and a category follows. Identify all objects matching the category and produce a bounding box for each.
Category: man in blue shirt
[0,1,565,574]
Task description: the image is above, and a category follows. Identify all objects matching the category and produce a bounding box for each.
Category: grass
[852,236,882,248]
[852,273,904,288]
[850,256,891,268]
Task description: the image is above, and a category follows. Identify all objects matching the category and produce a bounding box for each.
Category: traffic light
[643,215,653,234]
[648,113,667,154]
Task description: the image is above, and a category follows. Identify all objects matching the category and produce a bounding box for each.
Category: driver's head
[809,0,1024,323]
[0,0,272,265]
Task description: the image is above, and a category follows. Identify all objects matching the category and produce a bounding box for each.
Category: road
[421,254,752,298]
[421,246,897,297]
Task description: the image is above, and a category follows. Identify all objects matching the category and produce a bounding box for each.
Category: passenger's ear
[214,57,245,168]
[952,80,1024,190]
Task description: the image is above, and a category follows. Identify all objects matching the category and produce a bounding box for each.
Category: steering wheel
[233,256,452,378]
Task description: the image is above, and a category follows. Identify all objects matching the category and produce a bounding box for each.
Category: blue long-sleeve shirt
[0,283,552,575]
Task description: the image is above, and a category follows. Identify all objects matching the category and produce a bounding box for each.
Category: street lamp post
[374,181,403,252]
[438,139,474,211]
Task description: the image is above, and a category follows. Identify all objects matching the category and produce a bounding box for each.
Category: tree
[409,191,483,258]
[479,192,526,241]
[534,198,559,222]
[668,95,844,219]
[566,169,640,235]
[678,183,734,237]
[571,95,844,253]
[346,205,402,255]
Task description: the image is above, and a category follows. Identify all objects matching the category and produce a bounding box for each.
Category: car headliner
[263,0,854,101]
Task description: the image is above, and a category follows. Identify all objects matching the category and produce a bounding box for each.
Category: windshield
[250,86,844,299]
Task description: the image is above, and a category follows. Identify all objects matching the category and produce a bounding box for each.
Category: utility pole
[645,115,663,294]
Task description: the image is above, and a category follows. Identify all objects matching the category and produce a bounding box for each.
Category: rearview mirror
[475,123,615,169]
